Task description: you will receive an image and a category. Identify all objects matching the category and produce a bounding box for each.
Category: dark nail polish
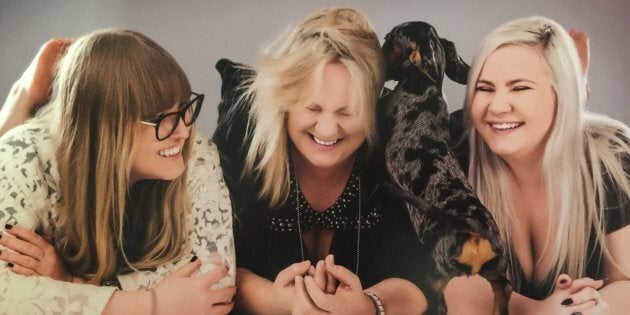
[190,255,198,262]
[570,312,582,315]
[561,298,573,305]
[559,278,568,284]
[4,224,12,230]
[7,263,14,268]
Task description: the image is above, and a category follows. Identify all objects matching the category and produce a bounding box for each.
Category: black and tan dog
[379,21,511,315]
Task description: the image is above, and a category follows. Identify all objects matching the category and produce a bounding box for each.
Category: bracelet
[363,290,385,315]
[149,289,157,315]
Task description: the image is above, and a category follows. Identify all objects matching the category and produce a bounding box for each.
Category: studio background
[2,0,628,137]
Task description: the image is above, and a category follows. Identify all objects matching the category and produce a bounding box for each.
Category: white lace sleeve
[0,123,116,314]
[116,136,236,290]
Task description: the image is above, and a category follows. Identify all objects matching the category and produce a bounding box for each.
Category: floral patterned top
[0,111,235,314]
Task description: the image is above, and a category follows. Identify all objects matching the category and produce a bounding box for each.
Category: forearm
[600,280,630,314]
[0,83,33,136]
[368,278,427,315]
[102,290,153,315]
[0,269,116,314]
[235,267,288,315]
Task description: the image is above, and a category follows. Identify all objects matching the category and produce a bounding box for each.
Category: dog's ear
[439,37,470,85]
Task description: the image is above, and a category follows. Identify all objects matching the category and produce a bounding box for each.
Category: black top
[514,165,630,300]
[231,158,426,289]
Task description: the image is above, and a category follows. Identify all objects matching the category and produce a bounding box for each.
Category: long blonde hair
[53,29,193,284]
[465,16,630,290]
[244,7,385,207]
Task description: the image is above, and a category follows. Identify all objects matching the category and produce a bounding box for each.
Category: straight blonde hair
[244,7,385,207]
[53,29,193,284]
[465,16,630,291]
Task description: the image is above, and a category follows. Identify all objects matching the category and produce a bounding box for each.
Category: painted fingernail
[559,278,568,284]
[570,312,582,315]
[561,298,573,305]
[7,263,14,268]
[190,255,198,262]
[4,224,13,230]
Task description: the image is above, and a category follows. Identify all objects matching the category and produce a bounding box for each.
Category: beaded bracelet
[363,290,385,315]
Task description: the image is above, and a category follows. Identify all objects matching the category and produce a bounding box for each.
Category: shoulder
[0,117,57,229]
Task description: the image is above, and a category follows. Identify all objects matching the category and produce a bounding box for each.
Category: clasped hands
[272,255,375,315]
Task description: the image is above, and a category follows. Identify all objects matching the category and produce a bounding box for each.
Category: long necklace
[294,173,362,275]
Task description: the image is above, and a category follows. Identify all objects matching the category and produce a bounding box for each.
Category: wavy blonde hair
[465,16,630,291]
[52,29,193,284]
[244,7,385,207]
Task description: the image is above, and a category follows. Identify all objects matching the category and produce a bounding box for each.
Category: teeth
[158,146,181,157]
[313,136,338,146]
[491,122,521,130]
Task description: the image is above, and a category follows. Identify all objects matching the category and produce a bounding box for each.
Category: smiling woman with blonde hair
[447,16,630,314]
[215,7,428,314]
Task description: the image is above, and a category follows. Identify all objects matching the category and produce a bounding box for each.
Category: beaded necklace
[294,171,362,275]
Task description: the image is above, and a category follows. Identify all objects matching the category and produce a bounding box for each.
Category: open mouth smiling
[490,122,523,130]
[310,134,340,146]
[158,145,181,157]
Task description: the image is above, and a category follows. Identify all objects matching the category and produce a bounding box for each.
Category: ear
[439,37,470,85]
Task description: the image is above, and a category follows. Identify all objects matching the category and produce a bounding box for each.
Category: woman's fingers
[313,260,326,291]
[0,229,44,260]
[6,261,38,276]
[275,260,311,286]
[200,264,229,287]
[0,248,40,270]
[208,286,237,305]
[168,258,202,278]
[324,255,337,294]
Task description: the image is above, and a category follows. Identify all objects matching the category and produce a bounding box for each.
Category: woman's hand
[0,224,71,281]
[293,257,374,315]
[535,274,609,315]
[307,255,338,294]
[154,259,236,315]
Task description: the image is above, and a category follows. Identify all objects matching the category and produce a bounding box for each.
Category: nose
[487,91,512,115]
[171,116,191,140]
[314,112,340,138]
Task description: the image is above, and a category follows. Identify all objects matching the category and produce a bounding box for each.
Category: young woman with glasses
[0,29,235,314]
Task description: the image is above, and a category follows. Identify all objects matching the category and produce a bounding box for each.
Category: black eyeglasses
[139,92,204,141]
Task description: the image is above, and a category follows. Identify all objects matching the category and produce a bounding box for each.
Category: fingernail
[7,263,14,268]
[571,312,582,315]
[559,278,568,284]
[190,255,198,262]
[4,224,13,230]
[561,298,573,305]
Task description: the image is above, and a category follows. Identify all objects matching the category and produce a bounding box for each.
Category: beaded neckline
[266,167,381,233]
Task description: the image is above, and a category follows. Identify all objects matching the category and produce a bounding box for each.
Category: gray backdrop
[2,0,628,137]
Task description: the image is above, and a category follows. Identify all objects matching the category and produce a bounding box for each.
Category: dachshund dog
[379,21,512,315]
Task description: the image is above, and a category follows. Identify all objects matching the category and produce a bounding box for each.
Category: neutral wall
[1,0,628,137]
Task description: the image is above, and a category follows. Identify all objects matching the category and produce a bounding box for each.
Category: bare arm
[367,278,428,315]
[0,38,70,137]
[600,225,630,314]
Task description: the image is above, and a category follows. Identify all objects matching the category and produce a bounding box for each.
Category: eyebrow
[476,79,536,86]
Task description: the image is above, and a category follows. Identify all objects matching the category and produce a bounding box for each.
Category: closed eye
[306,105,322,112]
[475,86,494,92]
[512,86,531,91]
